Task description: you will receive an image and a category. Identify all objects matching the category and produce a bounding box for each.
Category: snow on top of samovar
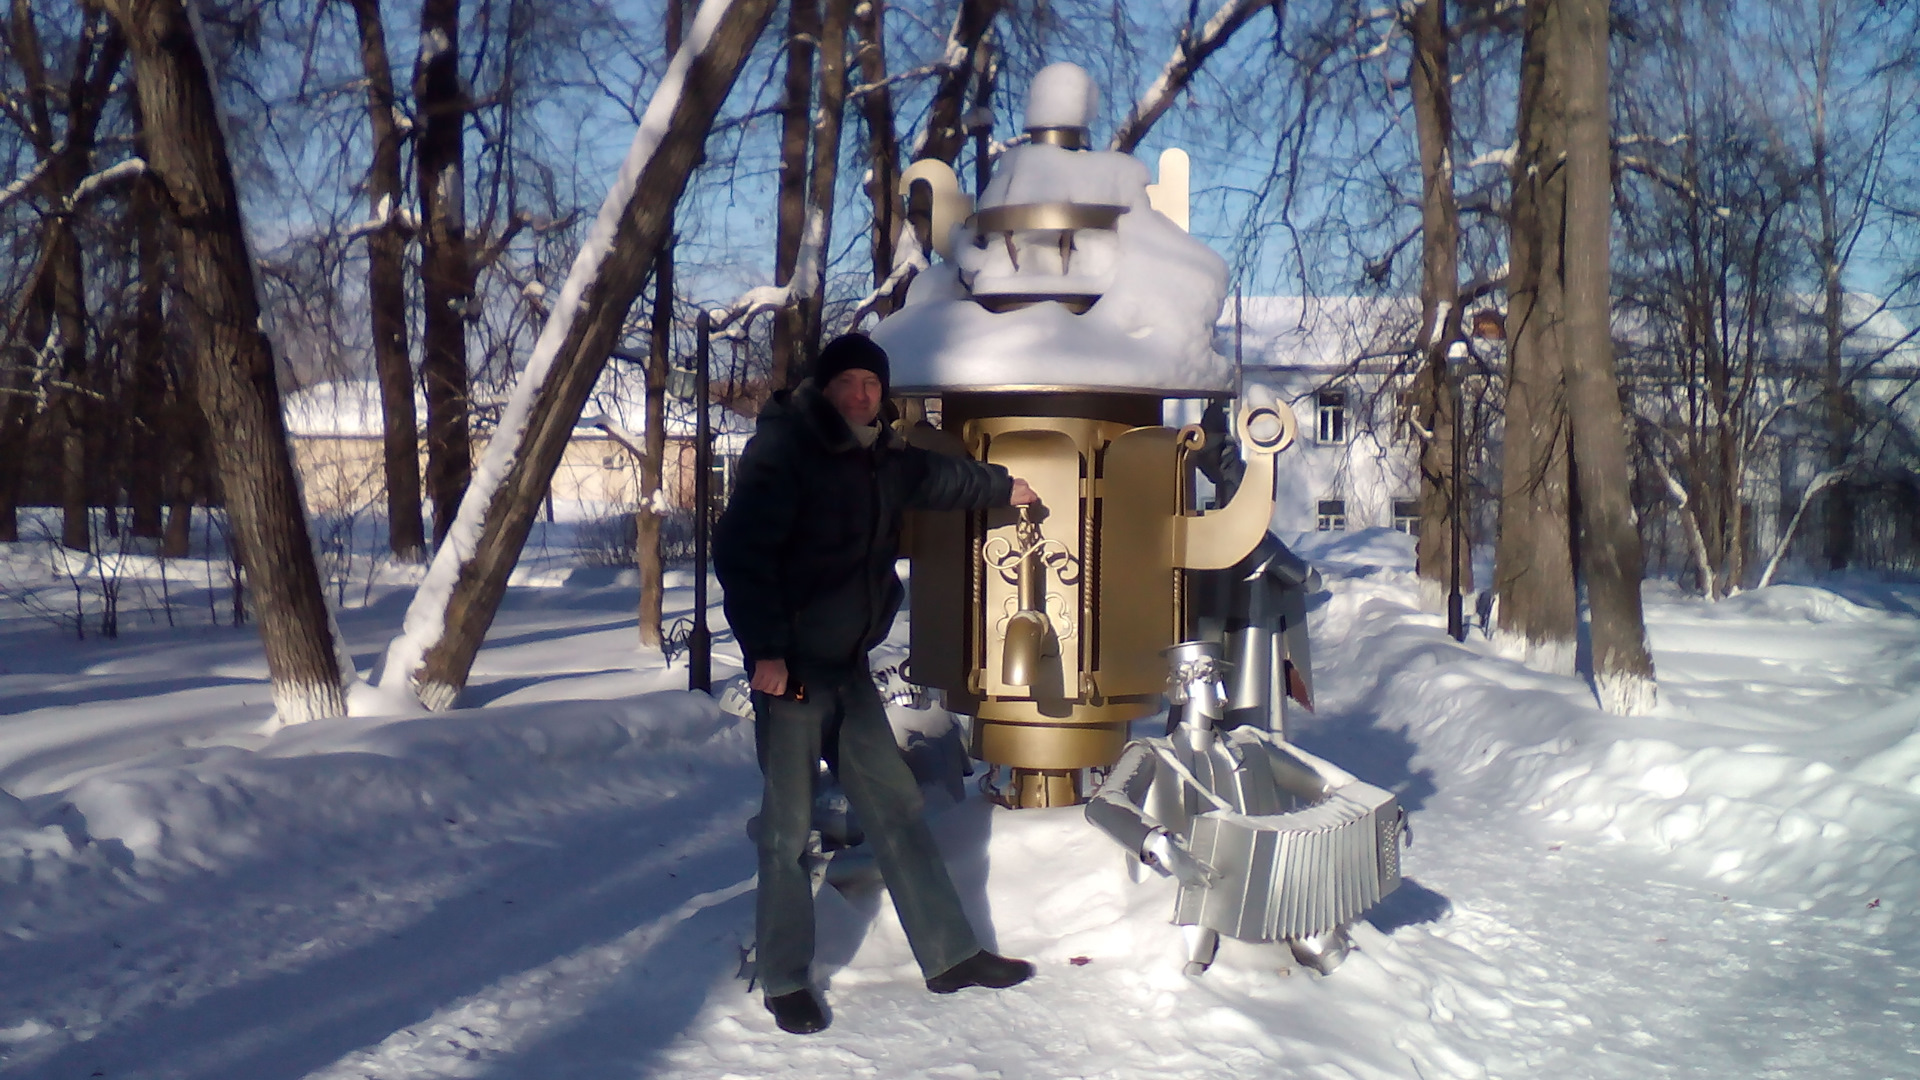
[871,63,1235,397]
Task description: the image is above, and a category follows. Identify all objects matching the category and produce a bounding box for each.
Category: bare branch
[1110,0,1278,154]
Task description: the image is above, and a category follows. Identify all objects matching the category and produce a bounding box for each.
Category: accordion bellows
[1132,730,1403,943]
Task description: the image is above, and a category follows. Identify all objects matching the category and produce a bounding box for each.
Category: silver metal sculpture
[1086,633,1405,976]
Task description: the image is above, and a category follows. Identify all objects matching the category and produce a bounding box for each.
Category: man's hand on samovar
[1142,827,1218,888]
[1008,478,1039,505]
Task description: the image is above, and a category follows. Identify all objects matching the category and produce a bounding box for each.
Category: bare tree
[1493,0,1578,675]
[1406,0,1470,609]
[768,0,817,391]
[349,0,427,561]
[1109,0,1280,155]
[415,0,473,546]
[1562,0,1655,713]
[796,0,851,356]
[853,0,899,305]
[913,0,1000,166]
[381,0,779,710]
[639,0,686,651]
[3,2,126,551]
[104,0,349,721]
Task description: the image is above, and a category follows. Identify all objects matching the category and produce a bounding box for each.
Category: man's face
[823,368,884,428]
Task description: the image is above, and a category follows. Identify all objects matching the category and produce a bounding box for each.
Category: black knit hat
[812,333,890,397]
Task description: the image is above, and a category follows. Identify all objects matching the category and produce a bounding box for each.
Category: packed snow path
[2,532,1916,1078]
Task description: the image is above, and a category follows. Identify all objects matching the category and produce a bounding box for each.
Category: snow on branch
[705,284,793,340]
[849,227,928,329]
[343,193,421,241]
[380,0,754,703]
[705,197,831,340]
[1110,0,1276,154]
[1757,469,1845,589]
[850,60,951,100]
[1465,145,1516,170]
[65,158,146,207]
[0,159,49,212]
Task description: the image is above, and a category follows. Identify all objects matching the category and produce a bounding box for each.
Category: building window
[1317,498,1347,532]
[1393,498,1420,536]
[1316,391,1347,444]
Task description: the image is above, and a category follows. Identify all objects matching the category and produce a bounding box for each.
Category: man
[715,334,1038,1035]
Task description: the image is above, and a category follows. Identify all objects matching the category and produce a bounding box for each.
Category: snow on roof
[1223,296,1422,373]
[281,370,752,441]
[281,380,421,437]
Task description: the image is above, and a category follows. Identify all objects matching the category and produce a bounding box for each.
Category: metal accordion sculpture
[1171,736,1403,943]
[1087,638,1406,973]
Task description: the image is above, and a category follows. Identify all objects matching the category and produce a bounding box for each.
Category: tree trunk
[797,0,850,355]
[639,0,686,653]
[639,240,672,649]
[415,0,472,547]
[106,0,348,721]
[1561,0,1656,713]
[385,0,779,709]
[7,3,123,552]
[51,228,90,552]
[128,88,168,538]
[1408,0,1469,607]
[914,0,1000,165]
[1493,0,1578,674]
[769,0,818,391]
[854,0,898,308]
[350,0,427,561]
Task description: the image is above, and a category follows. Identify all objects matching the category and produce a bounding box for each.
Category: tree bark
[914,0,1000,165]
[105,0,348,721]
[854,0,898,310]
[1561,0,1655,713]
[769,0,818,391]
[350,0,427,561]
[1493,0,1578,674]
[638,0,686,652]
[415,0,473,547]
[797,0,850,356]
[127,100,169,539]
[1408,0,1469,607]
[393,0,779,708]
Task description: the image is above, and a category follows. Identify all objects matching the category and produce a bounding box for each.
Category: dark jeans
[753,665,979,997]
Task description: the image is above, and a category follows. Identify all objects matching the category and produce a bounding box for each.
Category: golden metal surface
[968,201,1127,234]
[1007,769,1082,809]
[970,696,1156,725]
[906,401,1294,788]
[1097,426,1179,696]
[1027,127,1090,149]
[942,393,1168,426]
[979,429,1082,699]
[971,718,1131,771]
[1173,400,1294,570]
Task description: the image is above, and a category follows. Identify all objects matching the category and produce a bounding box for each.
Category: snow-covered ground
[3,528,1917,1079]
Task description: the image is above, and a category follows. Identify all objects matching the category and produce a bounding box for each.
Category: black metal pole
[1447,342,1466,642]
[690,310,713,691]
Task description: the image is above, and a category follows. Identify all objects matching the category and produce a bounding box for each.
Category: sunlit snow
[2,527,1916,1078]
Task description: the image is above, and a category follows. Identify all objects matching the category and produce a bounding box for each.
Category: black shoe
[925,950,1035,994]
[766,988,829,1034]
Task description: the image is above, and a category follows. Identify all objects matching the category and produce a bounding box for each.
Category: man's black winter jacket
[714,381,1012,673]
